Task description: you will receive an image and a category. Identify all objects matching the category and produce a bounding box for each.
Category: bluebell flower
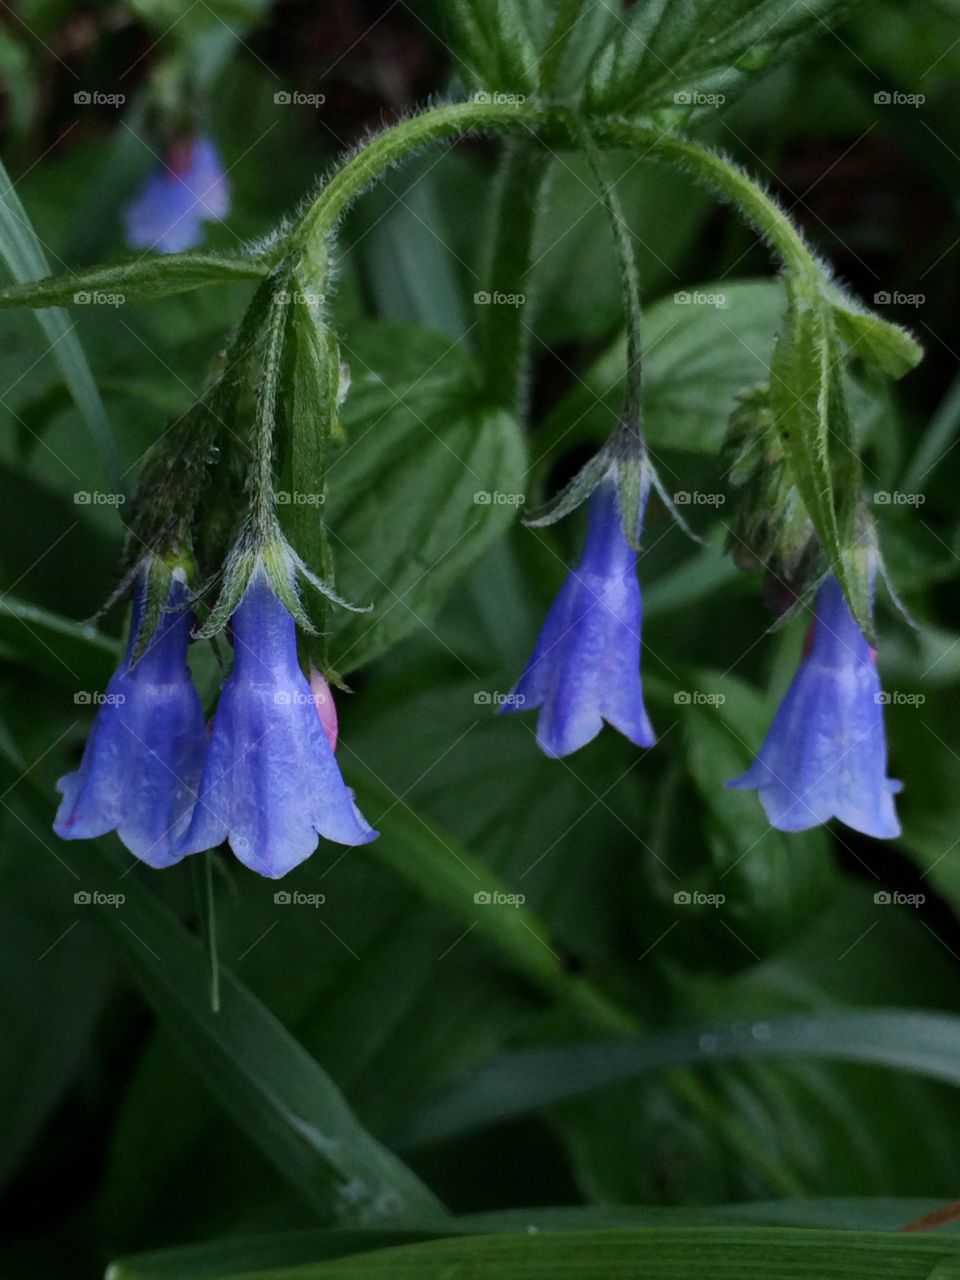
[729,573,902,838]
[124,135,230,254]
[503,474,655,758]
[178,571,376,878]
[54,574,206,867]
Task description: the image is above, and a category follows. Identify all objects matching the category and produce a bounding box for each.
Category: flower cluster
[55,564,376,879]
[503,468,902,841]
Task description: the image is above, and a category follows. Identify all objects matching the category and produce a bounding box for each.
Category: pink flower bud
[309,665,339,751]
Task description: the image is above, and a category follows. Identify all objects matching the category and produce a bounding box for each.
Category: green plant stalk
[292,101,542,248]
[193,852,221,1014]
[477,143,552,414]
[576,121,644,428]
[251,274,290,542]
[292,103,827,295]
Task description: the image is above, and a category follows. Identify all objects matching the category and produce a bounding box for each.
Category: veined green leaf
[0,252,268,311]
[768,283,869,631]
[325,323,526,673]
[585,0,859,126]
[443,0,543,94]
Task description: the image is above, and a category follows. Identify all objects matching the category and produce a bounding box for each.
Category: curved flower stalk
[178,570,376,878]
[503,470,655,758]
[729,574,902,838]
[54,570,206,866]
[124,135,230,254]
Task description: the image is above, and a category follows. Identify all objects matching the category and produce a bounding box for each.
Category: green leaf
[0,253,268,311]
[585,0,856,126]
[0,156,120,481]
[534,279,787,476]
[77,839,446,1223]
[280,294,338,634]
[110,1225,960,1280]
[0,593,118,689]
[351,776,630,1035]
[830,297,923,379]
[103,1205,960,1280]
[443,0,544,94]
[768,283,868,630]
[354,155,469,343]
[0,826,109,1193]
[325,322,526,673]
[395,1009,960,1147]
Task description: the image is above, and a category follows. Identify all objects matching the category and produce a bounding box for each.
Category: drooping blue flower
[729,573,902,838]
[54,574,206,867]
[124,135,230,254]
[178,571,376,878]
[502,474,655,758]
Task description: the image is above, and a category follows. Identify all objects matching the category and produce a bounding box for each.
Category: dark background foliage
[1,2,960,1277]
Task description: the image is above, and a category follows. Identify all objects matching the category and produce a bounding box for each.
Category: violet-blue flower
[124,135,230,254]
[729,573,902,838]
[503,474,655,758]
[178,571,376,878]
[54,574,206,867]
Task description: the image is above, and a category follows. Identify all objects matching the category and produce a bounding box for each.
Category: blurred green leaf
[537,280,785,460]
[325,322,526,672]
[0,593,118,689]
[585,0,857,126]
[442,0,544,94]
[0,156,120,482]
[395,1009,960,1147]
[78,839,446,1222]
